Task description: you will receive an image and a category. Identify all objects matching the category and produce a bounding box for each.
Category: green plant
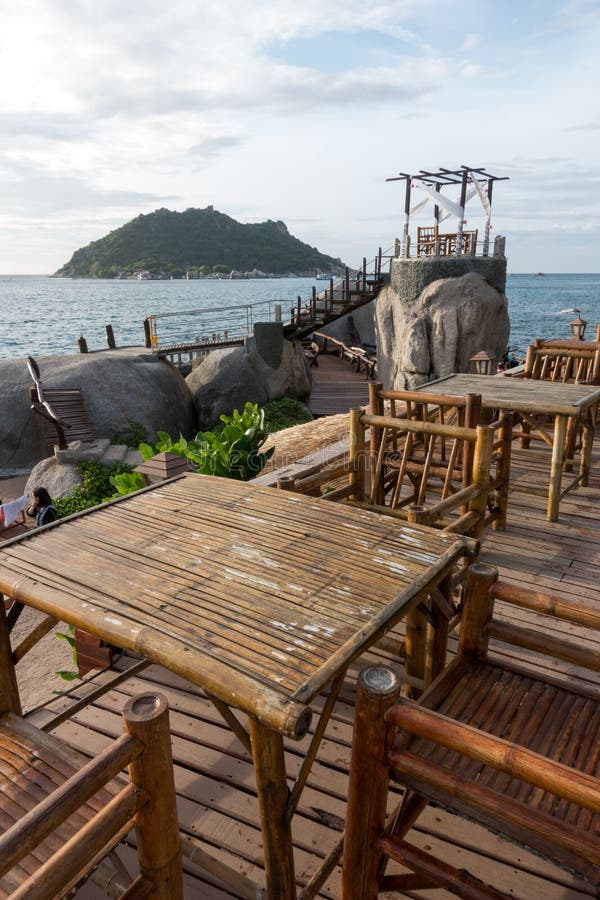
[53,460,133,517]
[55,625,80,681]
[262,397,312,433]
[110,471,146,495]
[186,403,274,480]
[110,418,148,448]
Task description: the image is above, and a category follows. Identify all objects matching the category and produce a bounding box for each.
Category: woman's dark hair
[32,487,53,507]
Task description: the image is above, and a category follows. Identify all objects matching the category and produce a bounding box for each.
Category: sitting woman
[28,487,58,527]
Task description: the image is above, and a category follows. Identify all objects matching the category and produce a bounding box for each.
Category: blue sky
[0,0,598,273]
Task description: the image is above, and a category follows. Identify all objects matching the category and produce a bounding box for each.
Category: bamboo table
[0,473,470,899]
[421,374,600,521]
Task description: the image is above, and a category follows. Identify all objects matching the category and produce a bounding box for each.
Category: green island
[54,206,346,279]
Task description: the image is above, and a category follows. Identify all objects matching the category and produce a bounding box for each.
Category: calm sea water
[0,273,598,361]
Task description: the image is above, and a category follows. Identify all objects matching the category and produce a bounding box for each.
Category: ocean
[0,272,598,361]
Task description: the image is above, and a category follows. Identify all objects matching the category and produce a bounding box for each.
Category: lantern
[469,350,497,375]
[569,311,587,340]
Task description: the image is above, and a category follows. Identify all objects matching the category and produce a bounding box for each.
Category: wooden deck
[21,432,600,899]
[307,351,372,417]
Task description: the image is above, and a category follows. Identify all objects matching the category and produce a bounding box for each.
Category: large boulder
[186,323,311,427]
[375,272,510,389]
[0,349,197,476]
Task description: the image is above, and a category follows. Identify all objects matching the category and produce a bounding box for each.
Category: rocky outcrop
[375,272,510,390]
[186,323,311,427]
[0,349,197,475]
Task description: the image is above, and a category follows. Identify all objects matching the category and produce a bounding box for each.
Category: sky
[1,0,599,274]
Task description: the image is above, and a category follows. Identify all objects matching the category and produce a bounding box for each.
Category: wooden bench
[342,563,600,898]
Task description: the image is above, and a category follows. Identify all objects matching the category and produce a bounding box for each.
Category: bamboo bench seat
[342,564,600,899]
[0,691,182,899]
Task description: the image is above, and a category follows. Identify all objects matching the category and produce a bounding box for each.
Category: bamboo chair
[416,226,439,256]
[367,386,513,534]
[517,338,600,462]
[342,563,600,899]
[0,689,183,897]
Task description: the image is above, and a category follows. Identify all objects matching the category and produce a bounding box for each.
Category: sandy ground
[1,473,78,713]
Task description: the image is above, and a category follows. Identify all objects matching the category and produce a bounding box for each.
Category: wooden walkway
[307,351,372,417]
[22,433,600,899]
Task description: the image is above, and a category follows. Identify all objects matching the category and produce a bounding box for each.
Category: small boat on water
[315,273,331,280]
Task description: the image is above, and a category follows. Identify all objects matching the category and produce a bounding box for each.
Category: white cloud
[0,0,598,273]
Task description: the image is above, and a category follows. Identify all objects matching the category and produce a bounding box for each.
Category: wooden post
[548,413,568,521]
[349,408,366,501]
[122,692,183,899]
[468,425,494,540]
[105,324,116,349]
[455,168,469,254]
[143,317,152,348]
[402,178,411,257]
[341,664,402,900]
[368,383,385,505]
[405,507,430,694]
[249,718,296,900]
[77,336,88,354]
[277,476,296,492]
[493,411,513,531]
[462,393,482,499]
[0,595,21,715]
[458,563,497,657]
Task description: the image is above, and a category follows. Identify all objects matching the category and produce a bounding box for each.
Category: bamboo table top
[423,373,600,416]
[0,473,468,738]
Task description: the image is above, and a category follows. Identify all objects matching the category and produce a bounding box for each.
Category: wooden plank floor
[25,431,600,899]
[307,351,372,416]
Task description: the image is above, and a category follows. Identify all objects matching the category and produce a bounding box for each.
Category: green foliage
[110,418,148,448]
[137,403,274,485]
[110,471,146,495]
[54,206,346,277]
[262,398,312,433]
[53,460,133,517]
[55,625,80,681]
[186,403,274,480]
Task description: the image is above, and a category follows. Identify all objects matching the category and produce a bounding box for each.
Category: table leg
[0,595,21,715]
[548,414,568,521]
[249,716,296,900]
[579,413,594,487]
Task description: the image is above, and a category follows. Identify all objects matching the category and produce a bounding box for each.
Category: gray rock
[25,457,83,499]
[0,349,197,475]
[186,324,311,427]
[375,272,510,389]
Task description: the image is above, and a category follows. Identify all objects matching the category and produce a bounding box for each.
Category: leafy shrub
[110,471,146,496]
[136,402,275,485]
[53,460,133,517]
[262,398,312,433]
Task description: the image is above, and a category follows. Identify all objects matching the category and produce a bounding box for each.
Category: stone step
[99,444,128,466]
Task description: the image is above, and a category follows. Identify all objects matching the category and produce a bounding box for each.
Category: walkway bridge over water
[143,248,388,369]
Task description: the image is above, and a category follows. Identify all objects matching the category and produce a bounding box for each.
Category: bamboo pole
[547,413,568,521]
[490,580,600,628]
[0,732,140,875]
[388,703,600,814]
[249,717,296,900]
[378,836,511,900]
[9,786,141,900]
[361,413,477,442]
[341,664,402,900]
[349,407,366,501]
[0,594,21,715]
[468,425,495,540]
[458,563,497,658]
[123,692,183,899]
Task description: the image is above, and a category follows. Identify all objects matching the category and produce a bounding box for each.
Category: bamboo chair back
[416,226,439,256]
[367,385,512,535]
[342,563,600,899]
[524,338,600,385]
[0,687,183,899]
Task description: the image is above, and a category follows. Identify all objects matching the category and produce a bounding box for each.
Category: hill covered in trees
[55,207,346,278]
